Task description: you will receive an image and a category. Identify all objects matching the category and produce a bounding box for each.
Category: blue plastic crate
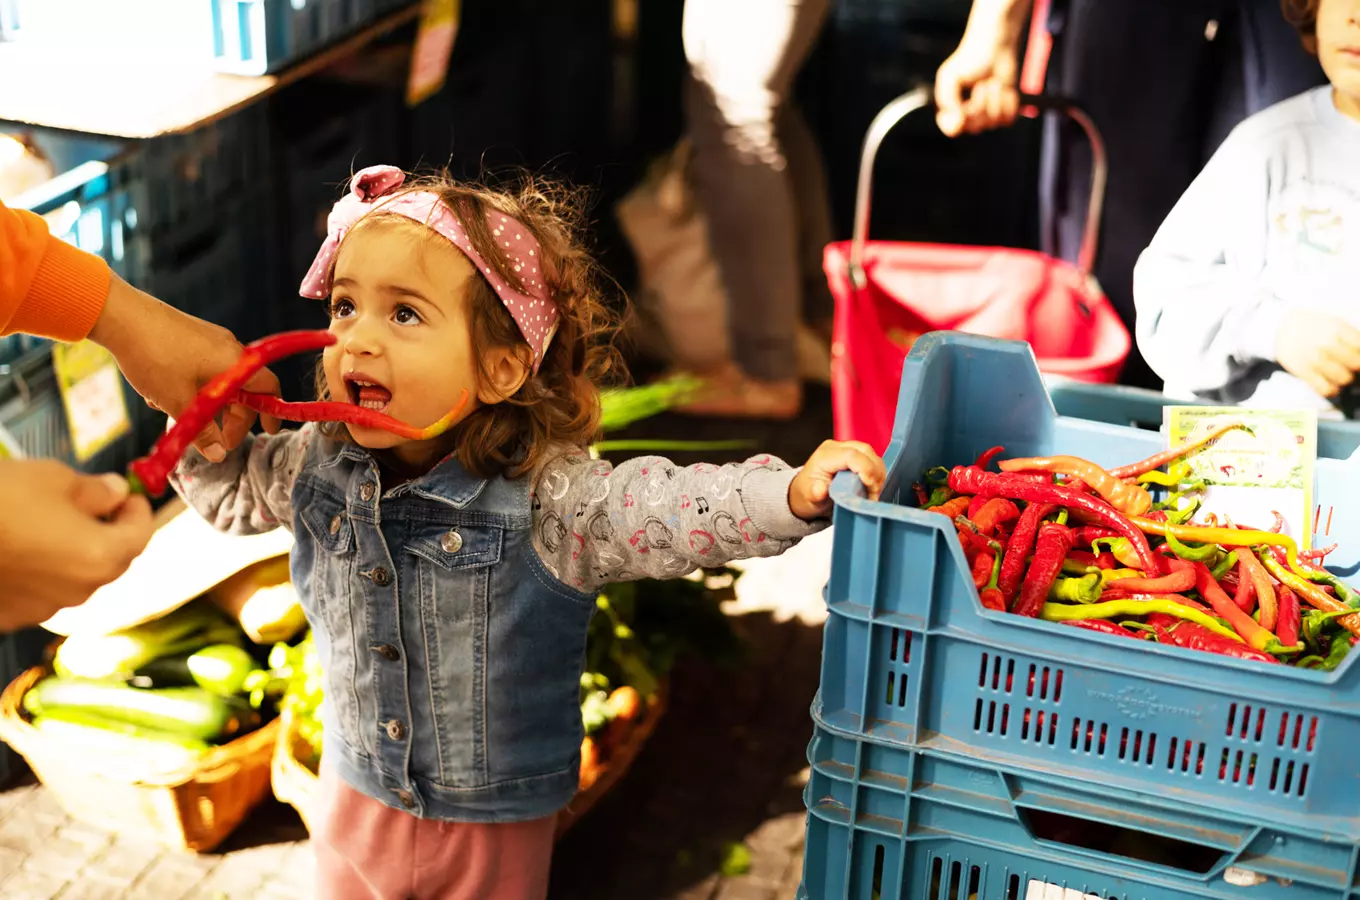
[798,720,1359,900]
[1045,379,1360,461]
[212,0,412,76]
[819,333,1360,841]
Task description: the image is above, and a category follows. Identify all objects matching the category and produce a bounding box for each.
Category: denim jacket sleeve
[169,425,313,536]
[530,452,825,593]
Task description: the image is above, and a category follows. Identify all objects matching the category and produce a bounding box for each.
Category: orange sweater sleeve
[0,197,111,342]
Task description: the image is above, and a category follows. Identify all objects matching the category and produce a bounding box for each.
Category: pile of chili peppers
[915,426,1360,670]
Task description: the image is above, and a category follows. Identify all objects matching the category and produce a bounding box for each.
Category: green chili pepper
[1167,498,1202,525]
[1296,654,1326,669]
[925,467,951,486]
[1048,573,1103,604]
[1040,599,1245,642]
[1054,509,1069,526]
[1092,537,1142,569]
[1163,529,1218,561]
[1210,550,1238,582]
[1292,566,1360,608]
[1061,558,1098,576]
[1320,635,1354,672]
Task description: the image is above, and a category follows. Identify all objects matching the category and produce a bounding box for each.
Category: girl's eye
[329,298,355,319]
[394,305,423,326]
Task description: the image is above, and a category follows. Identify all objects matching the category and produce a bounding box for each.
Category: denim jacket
[172,426,821,822]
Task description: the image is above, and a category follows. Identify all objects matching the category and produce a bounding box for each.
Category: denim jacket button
[440,529,463,554]
[360,482,376,501]
[397,789,415,808]
[374,644,400,661]
[371,567,392,586]
[386,720,408,741]
[329,515,342,535]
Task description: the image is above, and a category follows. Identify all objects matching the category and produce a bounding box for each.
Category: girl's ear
[478,344,531,405]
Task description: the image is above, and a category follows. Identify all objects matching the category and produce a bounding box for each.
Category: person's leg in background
[1039,0,1232,391]
[678,0,832,417]
[780,100,838,384]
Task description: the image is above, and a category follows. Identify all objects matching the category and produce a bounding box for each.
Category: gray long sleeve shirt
[169,425,824,594]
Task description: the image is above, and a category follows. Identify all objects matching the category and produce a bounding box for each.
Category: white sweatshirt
[1134,86,1360,416]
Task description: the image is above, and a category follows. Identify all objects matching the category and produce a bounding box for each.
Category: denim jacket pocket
[406,521,504,787]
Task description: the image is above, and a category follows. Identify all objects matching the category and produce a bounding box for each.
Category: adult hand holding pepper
[88,276,282,462]
[1273,309,1360,399]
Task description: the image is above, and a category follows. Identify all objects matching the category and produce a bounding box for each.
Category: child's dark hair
[315,171,625,479]
[1282,0,1319,54]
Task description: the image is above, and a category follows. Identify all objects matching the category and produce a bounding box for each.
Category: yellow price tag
[51,341,131,464]
[407,0,460,107]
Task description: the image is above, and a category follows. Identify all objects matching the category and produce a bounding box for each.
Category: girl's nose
[341,314,384,357]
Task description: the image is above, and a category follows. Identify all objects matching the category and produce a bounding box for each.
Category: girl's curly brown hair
[315,171,625,479]
[1282,0,1320,54]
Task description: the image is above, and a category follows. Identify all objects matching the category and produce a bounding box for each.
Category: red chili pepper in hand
[235,390,470,442]
[997,502,1057,605]
[974,445,1005,470]
[1013,522,1076,618]
[949,467,1159,573]
[1061,619,1141,638]
[1276,586,1301,648]
[127,329,336,496]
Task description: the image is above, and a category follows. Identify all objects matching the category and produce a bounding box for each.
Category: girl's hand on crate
[0,459,153,631]
[789,441,886,521]
[90,278,282,462]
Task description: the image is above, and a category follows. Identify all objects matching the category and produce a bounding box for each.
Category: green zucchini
[53,604,242,681]
[131,643,259,697]
[31,707,211,752]
[23,677,260,743]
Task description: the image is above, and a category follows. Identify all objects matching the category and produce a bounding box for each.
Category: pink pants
[312,764,556,900]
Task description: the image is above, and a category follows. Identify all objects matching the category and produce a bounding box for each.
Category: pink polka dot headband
[299,165,559,373]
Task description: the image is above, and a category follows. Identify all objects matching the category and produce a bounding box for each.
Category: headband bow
[299,165,559,373]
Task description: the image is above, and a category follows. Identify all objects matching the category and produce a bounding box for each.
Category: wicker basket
[0,665,280,852]
[271,689,668,838]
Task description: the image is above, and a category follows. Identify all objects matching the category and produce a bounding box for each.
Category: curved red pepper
[997,502,1057,605]
[1107,422,1249,479]
[1061,619,1141,639]
[1013,522,1075,618]
[1102,568,1196,594]
[127,330,337,497]
[949,466,1159,573]
[1158,620,1280,664]
[1276,586,1301,648]
[974,445,1005,470]
[235,390,470,442]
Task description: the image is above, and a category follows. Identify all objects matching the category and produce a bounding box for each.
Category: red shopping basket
[827,89,1130,454]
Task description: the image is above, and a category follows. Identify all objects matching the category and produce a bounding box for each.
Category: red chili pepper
[1061,619,1141,638]
[971,547,995,589]
[235,390,470,442]
[997,502,1057,605]
[967,494,988,518]
[1276,586,1301,648]
[949,467,1160,573]
[1233,570,1256,614]
[978,540,1006,611]
[998,455,1153,514]
[1302,544,1339,562]
[928,496,972,519]
[1158,620,1280,664]
[1067,550,1098,567]
[1269,511,1285,534]
[1013,522,1075,618]
[972,498,1020,536]
[1073,526,1118,547]
[974,445,1005,470]
[1107,422,1250,479]
[127,329,337,496]
[1104,568,1196,594]
[912,483,930,507]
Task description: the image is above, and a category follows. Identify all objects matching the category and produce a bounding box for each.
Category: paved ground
[0,389,838,899]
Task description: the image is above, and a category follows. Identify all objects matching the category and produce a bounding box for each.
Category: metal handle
[848,87,1108,289]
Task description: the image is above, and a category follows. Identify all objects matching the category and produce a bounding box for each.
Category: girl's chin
[349,425,404,449]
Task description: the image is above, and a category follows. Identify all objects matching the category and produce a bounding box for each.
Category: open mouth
[343,373,393,414]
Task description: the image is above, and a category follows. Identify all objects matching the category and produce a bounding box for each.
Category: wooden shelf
[0,4,421,139]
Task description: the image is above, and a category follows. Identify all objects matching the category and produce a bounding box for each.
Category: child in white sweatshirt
[1134,0,1360,416]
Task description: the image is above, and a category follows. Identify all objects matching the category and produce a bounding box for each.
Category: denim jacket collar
[317,442,488,509]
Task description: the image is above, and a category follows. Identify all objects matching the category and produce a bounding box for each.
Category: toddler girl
[171,165,885,899]
[1134,0,1360,415]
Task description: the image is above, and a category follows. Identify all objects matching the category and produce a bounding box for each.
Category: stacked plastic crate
[803,333,1360,900]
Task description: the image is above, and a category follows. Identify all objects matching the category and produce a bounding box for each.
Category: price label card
[0,423,20,459]
[407,0,460,107]
[1164,406,1317,549]
[52,341,131,463]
